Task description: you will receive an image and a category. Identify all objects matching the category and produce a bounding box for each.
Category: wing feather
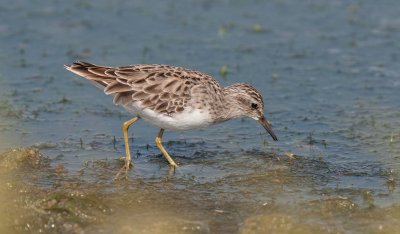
[65,61,222,115]
[104,81,133,95]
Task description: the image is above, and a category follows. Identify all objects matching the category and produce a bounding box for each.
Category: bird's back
[65,61,224,124]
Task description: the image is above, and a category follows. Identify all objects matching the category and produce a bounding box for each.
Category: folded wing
[65,61,211,115]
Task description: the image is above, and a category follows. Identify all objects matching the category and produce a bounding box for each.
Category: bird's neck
[219,85,245,120]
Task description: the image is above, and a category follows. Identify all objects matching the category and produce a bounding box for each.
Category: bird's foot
[114,158,132,181]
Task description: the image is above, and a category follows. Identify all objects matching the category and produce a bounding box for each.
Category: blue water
[0,0,399,232]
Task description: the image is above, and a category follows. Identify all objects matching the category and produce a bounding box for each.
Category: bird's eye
[251,103,258,109]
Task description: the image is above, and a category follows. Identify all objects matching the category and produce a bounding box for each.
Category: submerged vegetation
[0,147,399,233]
[0,0,399,233]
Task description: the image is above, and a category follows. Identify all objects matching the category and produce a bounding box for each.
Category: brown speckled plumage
[65,61,278,170]
[65,61,277,140]
[65,61,224,117]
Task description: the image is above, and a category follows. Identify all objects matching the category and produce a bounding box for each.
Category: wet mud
[1,0,400,233]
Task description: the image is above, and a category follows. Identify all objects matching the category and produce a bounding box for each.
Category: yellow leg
[122,116,139,168]
[155,129,178,167]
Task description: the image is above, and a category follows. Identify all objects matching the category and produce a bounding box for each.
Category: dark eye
[251,103,258,109]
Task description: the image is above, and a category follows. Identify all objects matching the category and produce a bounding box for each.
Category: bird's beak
[257,116,278,141]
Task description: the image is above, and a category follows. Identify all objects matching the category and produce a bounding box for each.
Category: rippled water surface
[1,0,400,233]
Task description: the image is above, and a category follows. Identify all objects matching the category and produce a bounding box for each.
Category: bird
[64,61,278,171]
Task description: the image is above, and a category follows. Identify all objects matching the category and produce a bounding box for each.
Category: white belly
[123,102,213,131]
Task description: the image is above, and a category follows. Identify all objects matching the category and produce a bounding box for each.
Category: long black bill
[258,117,278,141]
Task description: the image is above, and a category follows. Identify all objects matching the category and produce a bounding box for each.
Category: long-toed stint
[65,61,278,172]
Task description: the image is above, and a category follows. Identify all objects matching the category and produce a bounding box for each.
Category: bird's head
[224,83,278,141]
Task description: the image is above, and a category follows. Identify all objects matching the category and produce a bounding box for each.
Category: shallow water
[0,0,399,233]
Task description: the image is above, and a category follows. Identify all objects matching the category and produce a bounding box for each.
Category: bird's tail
[64,61,116,88]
